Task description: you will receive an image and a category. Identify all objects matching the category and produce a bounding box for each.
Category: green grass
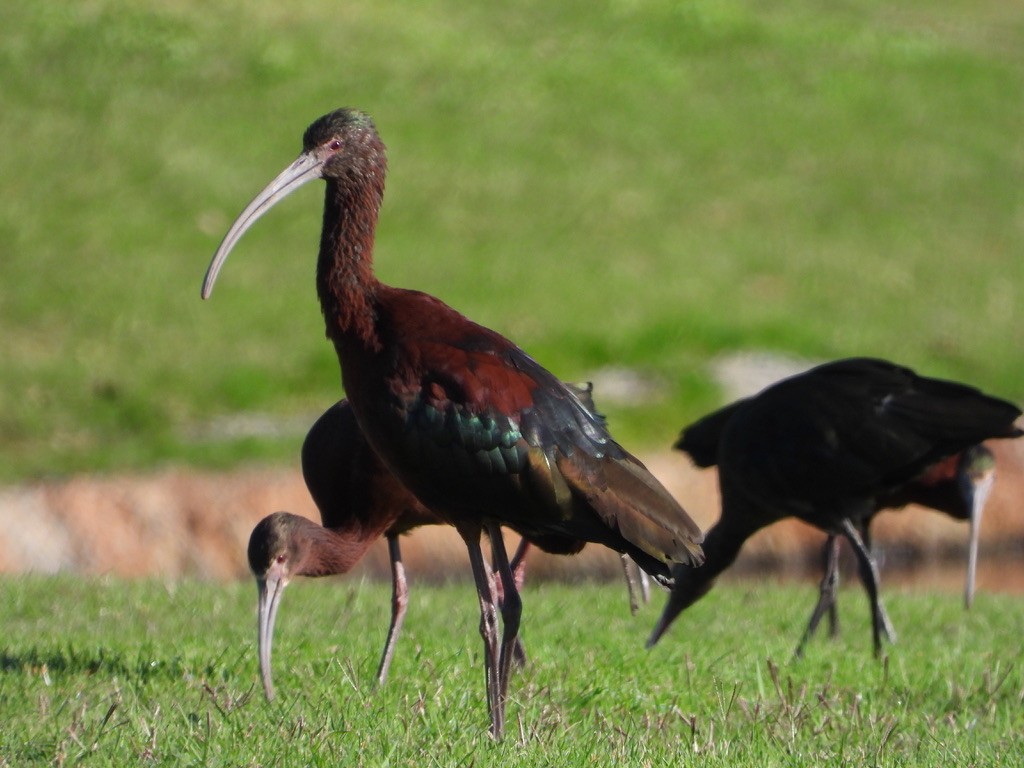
[2,0,1024,480]
[2,576,1023,765]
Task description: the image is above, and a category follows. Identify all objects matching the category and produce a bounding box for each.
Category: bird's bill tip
[645,610,674,649]
[256,574,287,702]
[200,150,327,300]
[261,677,277,702]
[645,628,665,649]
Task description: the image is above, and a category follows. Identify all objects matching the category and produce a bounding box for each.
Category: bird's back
[718,358,1021,519]
[302,399,441,535]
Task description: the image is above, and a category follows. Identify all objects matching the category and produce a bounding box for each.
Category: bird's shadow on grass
[0,646,189,682]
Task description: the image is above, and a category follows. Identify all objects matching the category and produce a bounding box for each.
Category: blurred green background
[2,0,1022,482]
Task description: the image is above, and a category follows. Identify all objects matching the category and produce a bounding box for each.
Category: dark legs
[840,518,894,657]
[508,537,530,593]
[460,523,504,739]
[506,538,530,668]
[620,554,651,616]
[797,520,896,658]
[375,534,408,686]
[850,524,896,645]
[795,535,842,658]
[487,523,523,718]
[376,530,528,691]
[441,527,536,740]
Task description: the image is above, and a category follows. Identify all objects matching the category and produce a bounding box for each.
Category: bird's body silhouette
[205,108,703,738]
[647,357,1020,656]
[249,384,640,699]
[247,399,460,700]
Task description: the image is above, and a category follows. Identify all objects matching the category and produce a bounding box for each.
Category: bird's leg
[375,534,407,687]
[487,523,522,712]
[853,523,896,644]
[621,554,642,615]
[507,538,530,669]
[509,537,530,593]
[825,536,841,639]
[795,535,842,659]
[462,524,504,739]
[840,519,891,656]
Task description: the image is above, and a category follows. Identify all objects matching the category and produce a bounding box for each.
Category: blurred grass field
[1,0,1023,481]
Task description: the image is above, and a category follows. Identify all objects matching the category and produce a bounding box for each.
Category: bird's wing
[384,311,703,568]
[507,345,705,567]
[811,358,1021,477]
[730,357,1022,502]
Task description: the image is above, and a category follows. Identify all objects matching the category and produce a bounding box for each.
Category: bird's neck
[650,521,751,643]
[317,175,386,352]
[698,520,752,579]
[300,524,378,578]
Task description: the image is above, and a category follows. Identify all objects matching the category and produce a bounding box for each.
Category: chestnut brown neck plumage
[300,519,381,577]
[316,135,387,353]
[250,512,385,580]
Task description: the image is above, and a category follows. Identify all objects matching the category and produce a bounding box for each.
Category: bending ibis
[249,398,526,699]
[202,108,704,738]
[645,357,1021,656]
[250,383,629,699]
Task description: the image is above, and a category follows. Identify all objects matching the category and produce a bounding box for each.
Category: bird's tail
[674,398,748,467]
[558,451,705,570]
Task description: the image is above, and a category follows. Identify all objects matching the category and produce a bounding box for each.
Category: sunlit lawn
[2,576,1023,765]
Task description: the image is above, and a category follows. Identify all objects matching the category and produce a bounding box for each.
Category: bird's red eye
[276,554,286,564]
[328,140,342,151]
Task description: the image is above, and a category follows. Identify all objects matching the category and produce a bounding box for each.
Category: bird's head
[958,444,997,610]
[302,108,384,178]
[248,511,314,581]
[247,511,314,701]
[960,444,996,486]
[201,107,386,299]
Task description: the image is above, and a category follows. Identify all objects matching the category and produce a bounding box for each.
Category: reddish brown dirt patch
[1,441,1022,592]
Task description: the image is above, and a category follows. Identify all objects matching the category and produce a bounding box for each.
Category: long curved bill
[256,573,287,701]
[201,151,326,299]
[964,469,994,609]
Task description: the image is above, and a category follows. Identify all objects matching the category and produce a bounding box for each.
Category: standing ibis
[645,357,1021,656]
[202,108,704,738]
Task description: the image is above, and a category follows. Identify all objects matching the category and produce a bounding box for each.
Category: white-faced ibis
[250,385,631,699]
[248,398,494,699]
[645,357,1021,657]
[203,108,704,738]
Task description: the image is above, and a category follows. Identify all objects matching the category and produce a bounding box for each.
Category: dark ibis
[250,384,631,699]
[203,108,704,738]
[645,357,1021,656]
[247,398,516,699]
